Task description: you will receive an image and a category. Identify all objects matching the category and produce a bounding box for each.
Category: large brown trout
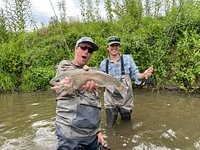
[50,69,127,98]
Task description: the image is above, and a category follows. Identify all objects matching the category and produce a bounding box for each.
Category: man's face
[74,42,94,66]
[107,43,120,56]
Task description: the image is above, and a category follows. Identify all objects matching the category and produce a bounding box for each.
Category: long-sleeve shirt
[100,54,141,85]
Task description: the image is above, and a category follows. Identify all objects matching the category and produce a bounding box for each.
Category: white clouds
[0,0,78,31]
[31,0,81,25]
[0,1,4,9]
[31,0,58,25]
[31,0,81,17]
[0,0,81,24]
[0,0,106,27]
[32,0,55,14]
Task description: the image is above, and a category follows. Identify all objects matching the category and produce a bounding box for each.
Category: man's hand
[83,65,90,71]
[143,66,154,79]
[98,132,105,145]
[79,80,99,92]
[79,65,99,92]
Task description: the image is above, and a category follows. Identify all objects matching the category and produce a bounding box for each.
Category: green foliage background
[0,0,199,93]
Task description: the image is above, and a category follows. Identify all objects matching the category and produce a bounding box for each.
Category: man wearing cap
[51,37,104,149]
[100,36,153,127]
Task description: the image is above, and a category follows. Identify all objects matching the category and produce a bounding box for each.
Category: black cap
[107,36,121,46]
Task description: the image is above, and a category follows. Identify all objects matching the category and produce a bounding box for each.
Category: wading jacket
[54,60,101,139]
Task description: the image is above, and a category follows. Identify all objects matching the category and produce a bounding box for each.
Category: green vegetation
[0,0,199,93]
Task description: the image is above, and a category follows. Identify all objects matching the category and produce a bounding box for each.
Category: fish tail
[118,83,128,99]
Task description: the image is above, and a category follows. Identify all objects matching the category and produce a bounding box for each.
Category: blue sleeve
[128,55,142,85]
[100,59,106,72]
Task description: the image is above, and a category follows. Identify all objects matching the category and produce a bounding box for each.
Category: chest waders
[55,61,101,150]
[105,55,133,127]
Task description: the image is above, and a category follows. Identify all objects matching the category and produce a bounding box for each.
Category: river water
[0,89,200,150]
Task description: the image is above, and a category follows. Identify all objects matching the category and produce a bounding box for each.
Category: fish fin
[105,84,128,99]
[51,83,74,93]
[116,83,128,99]
[105,85,115,93]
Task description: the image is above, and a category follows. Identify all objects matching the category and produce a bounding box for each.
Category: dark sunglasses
[79,45,94,53]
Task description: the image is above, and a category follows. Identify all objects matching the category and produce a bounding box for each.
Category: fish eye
[55,79,60,82]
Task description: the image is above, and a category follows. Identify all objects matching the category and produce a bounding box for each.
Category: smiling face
[74,42,94,67]
[107,43,120,56]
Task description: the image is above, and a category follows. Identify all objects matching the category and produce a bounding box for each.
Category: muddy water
[0,89,199,150]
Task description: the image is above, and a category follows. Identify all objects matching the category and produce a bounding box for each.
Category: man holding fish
[100,36,154,127]
[50,37,105,150]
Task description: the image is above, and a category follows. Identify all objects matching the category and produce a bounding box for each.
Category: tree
[0,8,8,43]
[85,0,95,22]
[144,0,151,16]
[58,0,67,23]
[105,0,113,21]
[3,0,37,32]
[80,0,86,21]
[94,0,102,21]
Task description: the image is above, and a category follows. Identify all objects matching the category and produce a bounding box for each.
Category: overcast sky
[31,0,81,24]
[0,0,102,29]
[0,0,106,27]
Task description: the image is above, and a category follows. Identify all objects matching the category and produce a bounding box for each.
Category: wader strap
[105,55,125,75]
[106,59,109,74]
[121,55,125,75]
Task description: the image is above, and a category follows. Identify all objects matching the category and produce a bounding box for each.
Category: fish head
[50,76,74,93]
[50,76,72,86]
[50,77,61,86]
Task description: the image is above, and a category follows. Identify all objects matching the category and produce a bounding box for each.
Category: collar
[107,53,122,63]
[71,61,83,69]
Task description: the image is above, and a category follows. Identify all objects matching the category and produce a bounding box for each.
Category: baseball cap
[76,37,99,51]
[107,36,121,46]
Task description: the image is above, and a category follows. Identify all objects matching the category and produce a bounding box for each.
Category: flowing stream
[0,89,200,150]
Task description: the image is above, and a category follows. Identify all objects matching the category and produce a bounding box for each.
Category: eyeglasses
[79,45,94,54]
